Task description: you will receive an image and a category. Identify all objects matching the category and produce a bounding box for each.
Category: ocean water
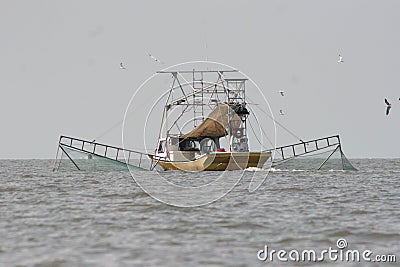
[0,159,399,266]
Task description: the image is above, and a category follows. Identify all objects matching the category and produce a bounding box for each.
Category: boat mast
[225,78,249,152]
[156,69,245,152]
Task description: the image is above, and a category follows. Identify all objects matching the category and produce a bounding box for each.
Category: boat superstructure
[149,69,271,171]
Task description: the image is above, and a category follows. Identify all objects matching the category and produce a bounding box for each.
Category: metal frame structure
[155,69,249,155]
[270,135,354,170]
[272,135,340,162]
[53,135,151,171]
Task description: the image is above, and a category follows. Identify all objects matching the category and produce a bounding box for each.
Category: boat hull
[151,152,271,171]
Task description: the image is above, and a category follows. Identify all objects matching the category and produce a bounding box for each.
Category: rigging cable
[247,109,275,150]
[246,96,304,143]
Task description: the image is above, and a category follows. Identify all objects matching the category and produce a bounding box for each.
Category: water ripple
[0,159,399,266]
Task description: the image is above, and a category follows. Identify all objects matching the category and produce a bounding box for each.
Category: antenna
[205,43,208,61]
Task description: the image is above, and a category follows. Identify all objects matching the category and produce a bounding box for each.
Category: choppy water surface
[0,159,399,266]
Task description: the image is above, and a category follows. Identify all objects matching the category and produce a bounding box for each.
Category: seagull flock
[337,54,398,116]
[278,54,344,115]
[121,53,397,117]
[148,53,163,64]
[119,52,164,72]
[279,91,286,115]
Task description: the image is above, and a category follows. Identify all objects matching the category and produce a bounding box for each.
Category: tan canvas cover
[181,103,241,138]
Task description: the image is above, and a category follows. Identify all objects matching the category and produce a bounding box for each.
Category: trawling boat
[53,67,357,172]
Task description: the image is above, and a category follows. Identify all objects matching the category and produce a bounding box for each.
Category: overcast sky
[1,0,399,159]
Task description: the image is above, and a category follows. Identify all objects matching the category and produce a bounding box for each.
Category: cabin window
[179,139,200,151]
[200,138,217,153]
[168,137,179,145]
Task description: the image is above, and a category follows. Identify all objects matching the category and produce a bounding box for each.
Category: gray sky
[1,0,399,159]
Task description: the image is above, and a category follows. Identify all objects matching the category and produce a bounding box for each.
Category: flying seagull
[385,98,391,116]
[279,90,285,96]
[337,54,344,63]
[119,62,127,70]
[279,109,285,115]
[148,53,163,64]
